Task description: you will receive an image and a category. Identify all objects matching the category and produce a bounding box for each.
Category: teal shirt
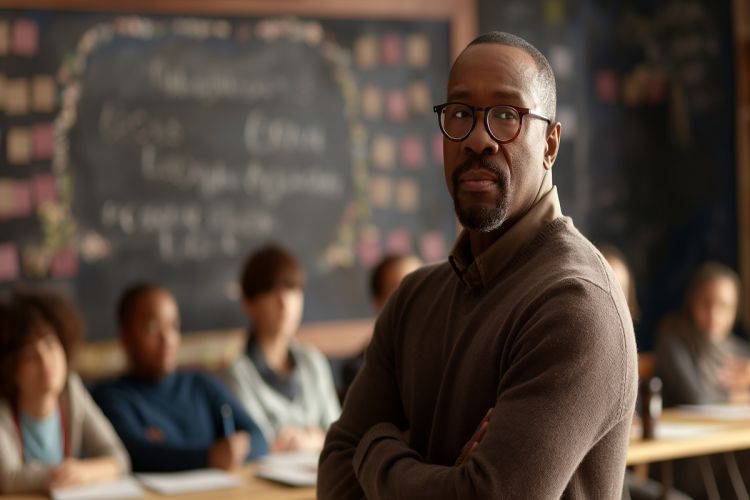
[21,409,63,465]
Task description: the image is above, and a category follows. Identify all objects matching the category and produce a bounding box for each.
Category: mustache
[452,154,508,189]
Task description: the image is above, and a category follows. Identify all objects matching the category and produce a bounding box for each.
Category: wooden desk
[627,409,750,465]
[0,465,316,500]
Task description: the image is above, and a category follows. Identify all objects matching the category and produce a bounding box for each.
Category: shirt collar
[449,186,562,290]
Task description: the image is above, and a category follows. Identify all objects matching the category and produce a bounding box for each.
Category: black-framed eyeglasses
[433,102,551,143]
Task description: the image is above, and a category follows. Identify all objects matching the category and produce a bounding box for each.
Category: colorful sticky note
[382,34,402,66]
[647,71,667,104]
[361,85,383,120]
[622,66,649,106]
[557,106,577,141]
[549,45,574,80]
[595,70,619,103]
[0,243,20,282]
[387,90,408,122]
[386,228,412,254]
[396,179,419,213]
[431,132,444,164]
[542,0,566,25]
[5,78,29,115]
[9,180,33,218]
[354,35,379,70]
[51,246,78,279]
[0,21,9,55]
[12,19,38,57]
[0,180,13,218]
[420,231,447,263]
[407,81,432,114]
[32,75,57,112]
[357,231,382,267]
[32,123,54,160]
[371,134,396,170]
[7,127,32,164]
[33,173,58,206]
[400,136,425,169]
[406,34,430,68]
[370,175,392,208]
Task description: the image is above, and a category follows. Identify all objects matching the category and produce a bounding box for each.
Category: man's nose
[462,112,500,156]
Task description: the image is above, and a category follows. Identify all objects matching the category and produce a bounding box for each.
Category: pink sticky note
[32,123,54,160]
[51,246,78,278]
[357,234,382,267]
[12,181,33,218]
[0,243,20,282]
[387,90,408,122]
[420,231,447,263]
[595,70,619,103]
[431,132,444,164]
[382,33,402,66]
[386,228,412,254]
[33,174,58,205]
[400,136,425,169]
[12,19,38,57]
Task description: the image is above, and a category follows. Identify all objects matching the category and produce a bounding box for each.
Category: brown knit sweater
[318,193,637,499]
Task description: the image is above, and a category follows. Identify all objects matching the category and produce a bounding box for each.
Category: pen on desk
[221,404,235,436]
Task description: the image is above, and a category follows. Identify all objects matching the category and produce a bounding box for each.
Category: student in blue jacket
[92,283,267,472]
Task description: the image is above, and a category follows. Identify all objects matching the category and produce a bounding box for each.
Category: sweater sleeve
[320,278,637,500]
[91,386,211,472]
[197,373,268,460]
[317,289,411,500]
[68,375,131,473]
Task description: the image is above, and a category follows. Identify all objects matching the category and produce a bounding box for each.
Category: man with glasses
[319,32,637,499]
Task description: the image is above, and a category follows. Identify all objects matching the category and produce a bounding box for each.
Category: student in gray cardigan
[0,289,129,495]
[224,245,340,453]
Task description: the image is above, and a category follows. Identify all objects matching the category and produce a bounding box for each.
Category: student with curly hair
[0,288,129,494]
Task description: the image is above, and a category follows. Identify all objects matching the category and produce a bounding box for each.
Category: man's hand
[209,431,250,470]
[455,408,493,466]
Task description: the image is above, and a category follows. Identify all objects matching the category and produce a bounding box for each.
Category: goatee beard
[451,155,510,233]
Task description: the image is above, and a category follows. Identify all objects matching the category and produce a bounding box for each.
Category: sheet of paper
[137,468,241,494]
[51,476,143,500]
[654,421,725,439]
[676,404,750,421]
[256,450,319,487]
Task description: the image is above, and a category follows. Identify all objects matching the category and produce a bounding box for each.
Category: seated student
[92,283,267,472]
[0,289,129,494]
[224,244,340,453]
[340,253,422,396]
[656,262,749,407]
[598,247,690,500]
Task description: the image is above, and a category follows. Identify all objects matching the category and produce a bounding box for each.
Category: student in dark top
[656,262,749,407]
[92,283,267,472]
[340,253,422,396]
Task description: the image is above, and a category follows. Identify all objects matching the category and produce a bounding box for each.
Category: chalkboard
[0,8,457,339]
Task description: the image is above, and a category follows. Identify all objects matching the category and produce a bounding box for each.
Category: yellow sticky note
[361,85,383,120]
[371,134,396,170]
[355,35,379,70]
[406,34,430,68]
[5,78,29,115]
[370,175,392,208]
[397,179,420,213]
[407,81,432,114]
[0,21,9,55]
[7,127,32,164]
[32,75,57,112]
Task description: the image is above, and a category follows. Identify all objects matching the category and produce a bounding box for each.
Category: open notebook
[50,477,143,500]
[255,450,319,487]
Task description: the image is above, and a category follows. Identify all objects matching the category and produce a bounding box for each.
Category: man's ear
[543,122,562,170]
